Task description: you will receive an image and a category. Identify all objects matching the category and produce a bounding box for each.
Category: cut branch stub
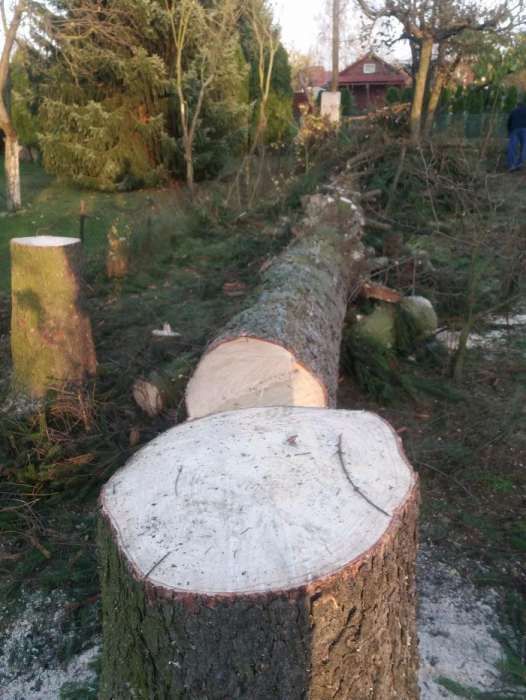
[99,406,420,699]
[186,194,367,419]
[10,236,97,397]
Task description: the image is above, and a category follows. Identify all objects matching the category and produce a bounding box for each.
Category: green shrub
[386,86,401,105]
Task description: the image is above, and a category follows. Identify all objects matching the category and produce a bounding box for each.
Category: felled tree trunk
[10,236,97,397]
[99,406,420,700]
[185,192,366,419]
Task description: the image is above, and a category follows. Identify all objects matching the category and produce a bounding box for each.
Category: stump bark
[10,236,97,397]
[186,194,367,419]
[99,406,419,699]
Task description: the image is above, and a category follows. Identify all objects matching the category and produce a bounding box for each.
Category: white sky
[274,0,411,65]
[274,0,322,56]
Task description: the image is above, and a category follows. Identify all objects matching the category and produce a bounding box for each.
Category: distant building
[293,54,411,117]
[338,54,411,111]
[293,65,332,115]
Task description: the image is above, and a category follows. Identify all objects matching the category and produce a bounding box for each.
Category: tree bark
[4,127,21,212]
[185,190,367,419]
[331,0,340,92]
[184,140,194,192]
[0,1,25,212]
[410,37,433,142]
[10,236,97,397]
[99,406,420,700]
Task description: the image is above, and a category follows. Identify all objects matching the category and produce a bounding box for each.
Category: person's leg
[519,128,526,168]
[508,130,519,170]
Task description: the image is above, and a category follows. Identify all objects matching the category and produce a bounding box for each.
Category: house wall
[349,84,392,111]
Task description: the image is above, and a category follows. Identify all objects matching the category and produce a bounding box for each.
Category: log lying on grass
[10,236,97,397]
[185,193,367,419]
[99,406,419,699]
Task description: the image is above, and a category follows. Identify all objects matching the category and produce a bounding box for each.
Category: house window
[363,63,376,74]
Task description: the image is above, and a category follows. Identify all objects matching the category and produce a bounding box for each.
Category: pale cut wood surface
[101,406,415,596]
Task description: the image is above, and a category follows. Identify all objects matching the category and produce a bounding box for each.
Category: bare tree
[228,0,278,206]
[1,0,26,211]
[318,0,365,68]
[355,0,520,140]
[165,0,241,192]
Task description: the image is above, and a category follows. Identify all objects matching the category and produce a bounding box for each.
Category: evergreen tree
[385,86,401,104]
[504,84,519,112]
[464,87,484,137]
[35,0,255,189]
[36,0,172,189]
[10,48,40,150]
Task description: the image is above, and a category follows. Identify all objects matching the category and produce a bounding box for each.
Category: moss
[10,240,96,397]
[400,296,438,339]
[352,303,397,349]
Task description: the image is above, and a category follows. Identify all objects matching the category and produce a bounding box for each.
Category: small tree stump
[10,236,97,397]
[106,221,130,279]
[99,406,419,699]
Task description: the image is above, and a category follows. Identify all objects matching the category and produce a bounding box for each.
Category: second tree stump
[10,236,97,397]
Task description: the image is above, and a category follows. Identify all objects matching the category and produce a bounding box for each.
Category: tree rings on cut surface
[10,236,96,397]
[99,406,420,699]
[186,337,328,419]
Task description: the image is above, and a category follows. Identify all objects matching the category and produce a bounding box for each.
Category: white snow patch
[1,646,99,700]
[436,309,526,354]
[0,591,99,700]
[418,546,508,699]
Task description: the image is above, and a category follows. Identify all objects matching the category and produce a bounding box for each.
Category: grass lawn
[0,160,183,292]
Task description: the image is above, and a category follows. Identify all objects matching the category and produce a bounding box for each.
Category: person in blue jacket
[507,101,526,171]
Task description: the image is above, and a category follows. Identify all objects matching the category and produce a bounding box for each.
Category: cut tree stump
[132,358,184,418]
[99,406,420,699]
[186,193,366,419]
[10,236,97,397]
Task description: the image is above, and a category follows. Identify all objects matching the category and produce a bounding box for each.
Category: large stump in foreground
[10,236,97,397]
[185,194,366,419]
[99,406,419,699]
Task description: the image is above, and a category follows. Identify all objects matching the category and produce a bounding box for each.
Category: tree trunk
[185,190,367,419]
[185,140,194,192]
[10,236,97,397]
[99,406,420,700]
[4,128,21,212]
[423,69,446,137]
[410,37,433,142]
[331,0,340,92]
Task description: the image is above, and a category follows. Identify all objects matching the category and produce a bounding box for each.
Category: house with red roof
[338,54,411,111]
[293,65,333,115]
